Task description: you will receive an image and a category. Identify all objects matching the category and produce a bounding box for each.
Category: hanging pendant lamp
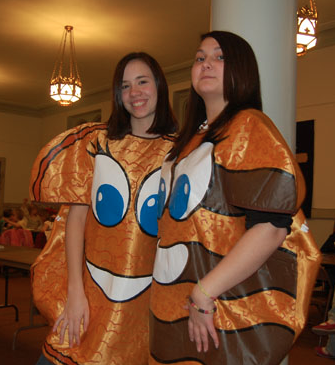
[297,0,318,57]
[50,25,82,106]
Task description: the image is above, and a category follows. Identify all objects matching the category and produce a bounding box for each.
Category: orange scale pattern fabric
[149,109,320,365]
[30,122,175,365]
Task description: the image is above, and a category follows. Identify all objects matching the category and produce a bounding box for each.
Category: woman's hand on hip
[187,285,219,352]
[52,290,89,347]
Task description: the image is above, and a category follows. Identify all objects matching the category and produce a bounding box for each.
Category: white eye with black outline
[136,168,161,236]
[91,154,130,226]
[169,142,213,220]
[157,157,174,219]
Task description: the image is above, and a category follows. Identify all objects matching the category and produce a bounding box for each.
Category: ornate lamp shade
[297,0,318,57]
[50,26,82,106]
[50,77,82,106]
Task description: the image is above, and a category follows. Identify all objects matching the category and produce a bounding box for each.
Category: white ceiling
[0,0,334,114]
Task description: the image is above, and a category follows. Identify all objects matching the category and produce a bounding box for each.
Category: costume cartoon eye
[169,142,213,220]
[157,157,174,219]
[91,154,130,227]
[136,168,162,236]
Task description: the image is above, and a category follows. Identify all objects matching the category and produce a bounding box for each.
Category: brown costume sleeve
[215,109,305,214]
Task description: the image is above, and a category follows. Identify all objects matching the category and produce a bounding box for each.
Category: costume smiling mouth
[153,242,189,284]
[86,243,189,302]
[86,260,152,302]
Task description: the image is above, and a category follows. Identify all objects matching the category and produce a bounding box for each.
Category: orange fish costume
[149,110,321,365]
[30,122,174,365]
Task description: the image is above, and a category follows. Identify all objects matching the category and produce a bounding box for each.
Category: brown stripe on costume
[202,164,297,215]
[149,311,294,365]
[163,242,297,299]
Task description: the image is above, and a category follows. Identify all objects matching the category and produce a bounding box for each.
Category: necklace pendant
[198,120,208,131]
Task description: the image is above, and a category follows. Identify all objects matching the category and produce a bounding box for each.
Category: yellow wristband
[197,279,217,301]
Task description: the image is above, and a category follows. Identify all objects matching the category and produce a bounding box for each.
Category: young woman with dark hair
[108,52,176,139]
[149,31,320,365]
[31,52,177,365]
[169,30,262,160]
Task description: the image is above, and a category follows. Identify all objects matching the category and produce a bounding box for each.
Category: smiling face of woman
[121,59,158,135]
[191,37,225,107]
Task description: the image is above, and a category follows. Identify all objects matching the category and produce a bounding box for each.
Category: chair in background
[16,229,34,247]
[310,265,334,345]
[0,229,20,245]
[0,228,33,247]
[311,265,334,321]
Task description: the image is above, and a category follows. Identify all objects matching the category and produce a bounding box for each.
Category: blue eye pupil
[96,184,124,226]
[140,194,158,236]
[169,174,190,220]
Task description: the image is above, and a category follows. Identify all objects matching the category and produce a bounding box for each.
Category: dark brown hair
[107,52,178,139]
[169,31,262,159]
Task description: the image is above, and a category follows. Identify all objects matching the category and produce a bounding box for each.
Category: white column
[211,0,297,151]
[211,1,298,364]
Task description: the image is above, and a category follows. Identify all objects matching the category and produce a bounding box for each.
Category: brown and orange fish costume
[149,109,321,365]
[30,122,174,365]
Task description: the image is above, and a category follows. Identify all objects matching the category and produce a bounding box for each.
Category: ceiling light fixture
[50,25,82,106]
[297,0,318,57]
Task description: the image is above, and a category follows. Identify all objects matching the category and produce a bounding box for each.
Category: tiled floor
[0,272,334,365]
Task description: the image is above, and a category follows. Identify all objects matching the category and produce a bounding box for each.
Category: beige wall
[0,112,42,203]
[0,101,112,205]
[40,101,112,147]
[297,44,335,210]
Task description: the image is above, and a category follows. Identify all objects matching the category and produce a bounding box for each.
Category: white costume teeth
[86,261,152,302]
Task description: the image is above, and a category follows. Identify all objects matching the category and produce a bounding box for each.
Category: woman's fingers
[68,320,74,347]
[187,303,219,352]
[59,319,67,345]
[190,321,209,352]
[52,297,90,348]
[73,318,82,346]
[199,326,209,352]
[188,319,194,342]
[53,312,67,345]
[192,324,202,352]
[52,314,63,332]
[52,313,82,347]
[207,323,219,349]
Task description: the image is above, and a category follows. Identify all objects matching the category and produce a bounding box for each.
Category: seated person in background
[41,212,56,240]
[313,221,335,360]
[15,208,28,229]
[320,220,335,288]
[20,198,30,219]
[2,208,27,230]
[0,209,16,232]
[312,299,335,359]
[34,209,57,248]
[26,204,43,231]
[0,208,33,246]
